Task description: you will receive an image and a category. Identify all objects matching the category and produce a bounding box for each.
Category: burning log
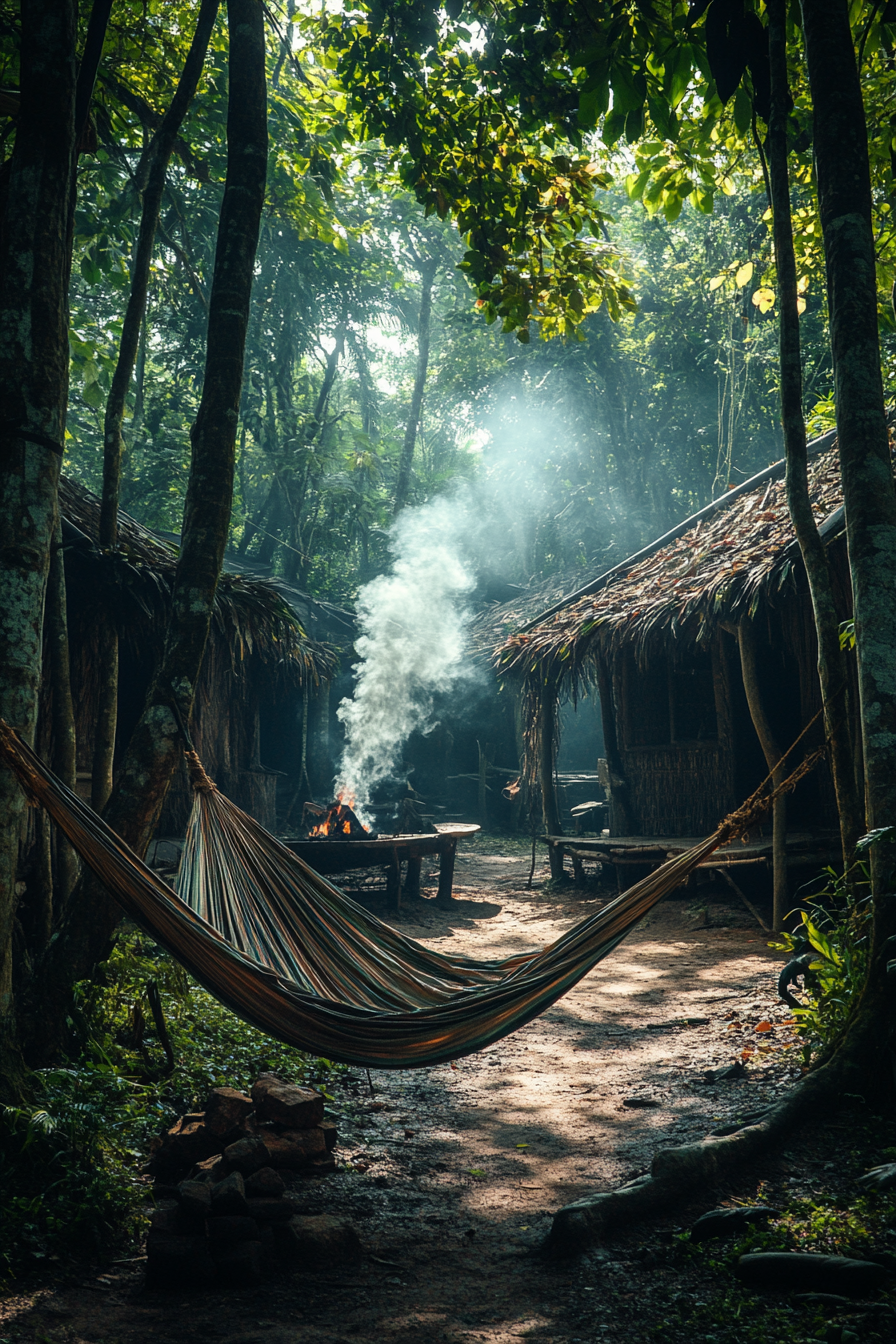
[303,797,369,839]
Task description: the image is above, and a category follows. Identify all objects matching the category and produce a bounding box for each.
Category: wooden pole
[538,682,564,879]
[737,619,788,931]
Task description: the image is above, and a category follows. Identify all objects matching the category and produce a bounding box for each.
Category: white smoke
[335,494,476,820]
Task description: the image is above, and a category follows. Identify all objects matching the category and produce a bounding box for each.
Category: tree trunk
[0,0,77,1097]
[47,517,78,904]
[799,1,896,887]
[393,257,436,514]
[26,0,267,1065]
[737,620,787,931]
[92,0,221,814]
[536,681,564,877]
[766,0,862,865]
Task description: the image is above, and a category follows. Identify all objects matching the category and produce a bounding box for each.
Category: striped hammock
[0,722,815,1069]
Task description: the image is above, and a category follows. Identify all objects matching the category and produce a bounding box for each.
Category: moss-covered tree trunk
[92,0,221,814]
[26,0,267,1066]
[767,0,862,866]
[0,0,77,1097]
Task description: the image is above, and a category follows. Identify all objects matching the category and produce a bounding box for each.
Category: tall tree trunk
[47,517,78,904]
[798,0,896,1067]
[737,620,787,931]
[393,257,436,515]
[26,0,267,1066]
[92,0,221,814]
[766,0,862,865]
[0,0,78,1098]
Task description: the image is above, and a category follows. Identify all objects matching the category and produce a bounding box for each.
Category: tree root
[547,1054,846,1256]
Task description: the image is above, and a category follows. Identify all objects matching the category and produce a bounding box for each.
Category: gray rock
[177,1179,212,1220]
[246,1198,294,1222]
[857,1162,896,1191]
[245,1166,286,1199]
[204,1086,255,1138]
[211,1170,248,1217]
[252,1075,324,1130]
[260,1125,327,1169]
[224,1134,271,1176]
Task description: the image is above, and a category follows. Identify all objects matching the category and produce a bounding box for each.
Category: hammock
[0,721,820,1069]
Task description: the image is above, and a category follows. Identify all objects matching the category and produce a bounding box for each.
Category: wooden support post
[387,852,401,911]
[737,620,788,931]
[537,682,565,880]
[595,659,634,835]
[436,838,458,908]
[404,853,422,901]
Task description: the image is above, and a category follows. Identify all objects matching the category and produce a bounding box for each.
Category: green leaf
[733,87,752,136]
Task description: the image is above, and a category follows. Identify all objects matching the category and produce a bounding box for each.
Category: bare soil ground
[3,838,895,1344]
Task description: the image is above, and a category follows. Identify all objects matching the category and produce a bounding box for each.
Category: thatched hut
[53,476,338,833]
[498,429,866,881]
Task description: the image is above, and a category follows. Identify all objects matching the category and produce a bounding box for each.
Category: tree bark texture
[797,0,896,1093]
[737,620,787,931]
[0,0,77,1086]
[27,0,267,1063]
[393,257,436,514]
[767,0,862,865]
[92,0,221,814]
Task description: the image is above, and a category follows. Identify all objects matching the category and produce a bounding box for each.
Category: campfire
[303,796,369,839]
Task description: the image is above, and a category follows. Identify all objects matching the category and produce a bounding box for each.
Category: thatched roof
[60,476,337,686]
[498,429,868,683]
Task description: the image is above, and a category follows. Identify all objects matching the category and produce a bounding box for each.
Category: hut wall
[619,743,733,836]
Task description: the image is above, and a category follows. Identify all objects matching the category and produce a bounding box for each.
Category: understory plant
[0,929,347,1283]
[770,861,872,1065]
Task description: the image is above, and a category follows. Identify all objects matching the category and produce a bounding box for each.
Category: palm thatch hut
[498,428,868,887]
[52,476,338,833]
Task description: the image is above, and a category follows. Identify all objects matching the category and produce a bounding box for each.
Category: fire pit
[285,815,480,910]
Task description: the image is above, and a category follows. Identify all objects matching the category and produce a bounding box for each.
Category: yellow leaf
[797,274,809,293]
[720,176,736,195]
[751,286,775,314]
[735,261,754,287]
[797,296,807,315]
[709,275,725,291]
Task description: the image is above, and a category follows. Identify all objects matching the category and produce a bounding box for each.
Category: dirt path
[1,842,847,1344]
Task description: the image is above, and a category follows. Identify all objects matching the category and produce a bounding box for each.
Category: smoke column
[336,494,475,820]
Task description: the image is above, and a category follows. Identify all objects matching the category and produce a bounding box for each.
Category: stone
[857,1162,896,1192]
[148,1117,222,1177]
[207,1215,260,1246]
[246,1198,294,1223]
[177,1179,212,1220]
[245,1166,286,1199]
[260,1126,327,1169]
[691,1206,777,1242]
[192,1153,229,1184]
[224,1134,271,1176]
[149,1207,181,1235]
[145,1232,215,1287]
[204,1086,255,1137]
[320,1122,338,1152]
[280,1214,362,1268]
[622,1097,659,1108]
[736,1252,888,1294]
[296,1153,337,1178]
[213,1239,264,1286]
[252,1075,324,1130]
[211,1170,249,1217]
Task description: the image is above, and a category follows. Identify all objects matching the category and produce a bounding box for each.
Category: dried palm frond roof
[499,428,869,683]
[59,475,337,685]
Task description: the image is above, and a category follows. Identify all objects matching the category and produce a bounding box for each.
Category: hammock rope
[0,720,823,1069]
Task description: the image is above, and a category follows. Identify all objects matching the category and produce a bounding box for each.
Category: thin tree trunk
[536,680,564,877]
[27,0,267,1065]
[766,0,862,865]
[92,0,220,814]
[737,620,787,931]
[0,0,78,1098]
[47,517,78,903]
[394,258,436,514]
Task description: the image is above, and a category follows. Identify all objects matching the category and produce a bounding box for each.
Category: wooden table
[539,831,840,885]
[284,823,480,911]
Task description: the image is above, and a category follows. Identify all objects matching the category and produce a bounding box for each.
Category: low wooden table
[284,823,480,911]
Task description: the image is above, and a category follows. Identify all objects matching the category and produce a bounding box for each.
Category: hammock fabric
[0,722,820,1070]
